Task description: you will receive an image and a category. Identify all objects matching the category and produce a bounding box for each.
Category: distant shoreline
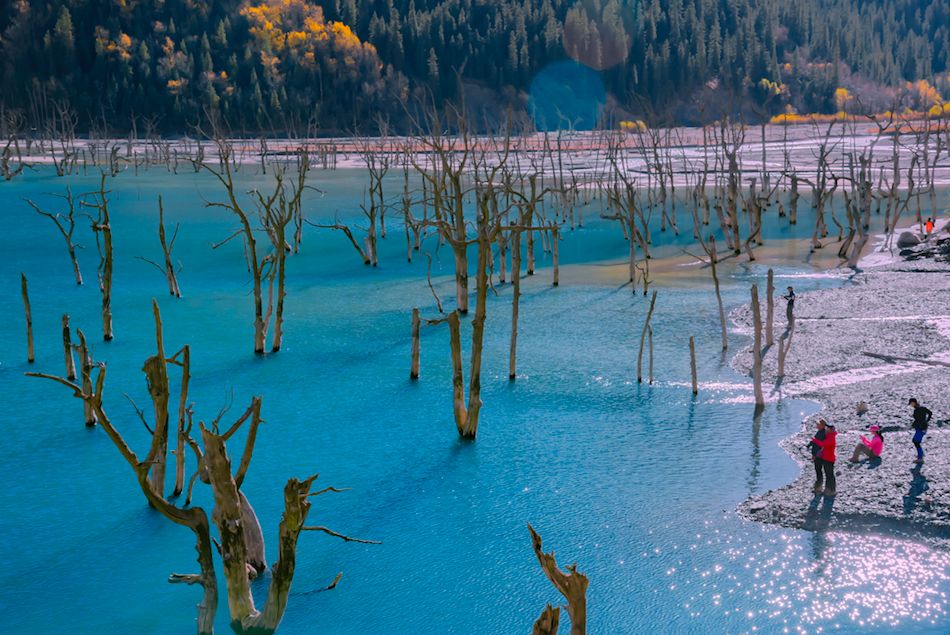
[5,121,950,188]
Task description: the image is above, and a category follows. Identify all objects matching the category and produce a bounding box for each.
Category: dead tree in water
[21,273,34,363]
[765,269,775,347]
[27,305,377,635]
[637,290,658,383]
[689,208,729,351]
[1,107,30,180]
[83,174,114,340]
[750,285,765,410]
[689,336,698,395]
[505,175,552,380]
[62,314,76,380]
[411,112,477,314]
[205,140,308,354]
[251,155,309,352]
[528,524,588,635]
[27,187,84,285]
[137,196,182,297]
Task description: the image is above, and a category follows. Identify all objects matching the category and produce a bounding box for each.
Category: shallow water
[1,168,948,634]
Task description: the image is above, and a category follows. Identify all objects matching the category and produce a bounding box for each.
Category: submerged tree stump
[528,523,587,635]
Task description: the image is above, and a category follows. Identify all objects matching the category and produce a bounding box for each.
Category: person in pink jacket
[811,422,837,496]
[849,425,884,463]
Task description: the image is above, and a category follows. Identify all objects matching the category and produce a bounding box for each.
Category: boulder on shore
[897,231,920,248]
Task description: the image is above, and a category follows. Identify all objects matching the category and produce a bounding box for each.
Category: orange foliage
[619,120,647,132]
[242,0,375,70]
[905,80,943,108]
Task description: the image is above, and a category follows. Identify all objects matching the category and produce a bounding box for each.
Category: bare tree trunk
[751,285,765,409]
[447,310,469,437]
[86,175,115,341]
[77,330,97,426]
[637,290,658,383]
[157,196,182,297]
[144,299,171,498]
[21,273,33,363]
[62,314,76,380]
[765,269,774,347]
[689,336,698,395]
[410,308,420,380]
[497,232,507,284]
[648,326,654,385]
[528,524,587,635]
[172,345,190,498]
[509,229,522,380]
[551,224,559,287]
[527,227,536,275]
[462,230,490,438]
[709,237,728,351]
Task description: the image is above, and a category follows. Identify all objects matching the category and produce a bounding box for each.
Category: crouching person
[849,425,883,463]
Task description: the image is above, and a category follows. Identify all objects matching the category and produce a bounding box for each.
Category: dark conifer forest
[1,0,948,132]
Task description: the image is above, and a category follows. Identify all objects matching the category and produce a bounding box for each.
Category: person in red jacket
[811,422,837,496]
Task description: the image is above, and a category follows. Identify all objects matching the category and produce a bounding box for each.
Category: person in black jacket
[782,286,796,326]
[908,398,933,463]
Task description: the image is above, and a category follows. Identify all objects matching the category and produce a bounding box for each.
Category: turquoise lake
[1,167,948,634]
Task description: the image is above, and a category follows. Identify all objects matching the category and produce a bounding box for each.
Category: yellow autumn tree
[833,87,852,113]
[242,0,378,71]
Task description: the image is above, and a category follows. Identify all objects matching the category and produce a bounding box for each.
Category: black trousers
[814,458,835,488]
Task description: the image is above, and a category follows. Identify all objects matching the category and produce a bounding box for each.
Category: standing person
[808,419,828,493]
[811,421,837,496]
[782,286,796,328]
[925,217,935,236]
[908,398,933,464]
[849,425,884,463]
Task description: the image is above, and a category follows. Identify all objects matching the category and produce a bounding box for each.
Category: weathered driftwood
[528,524,587,635]
[21,273,33,363]
[533,604,560,635]
[637,290,658,383]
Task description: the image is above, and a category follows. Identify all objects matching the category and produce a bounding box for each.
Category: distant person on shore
[782,286,796,328]
[909,398,933,463]
[808,419,836,495]
[925,217,935,236]
[849,425,884,463]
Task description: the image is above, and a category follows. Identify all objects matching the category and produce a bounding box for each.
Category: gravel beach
[733,228,950,547]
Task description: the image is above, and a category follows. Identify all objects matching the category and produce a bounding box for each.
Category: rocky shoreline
[732,229,950,547]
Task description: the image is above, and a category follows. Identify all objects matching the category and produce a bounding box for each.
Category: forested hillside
[1,0,948,133]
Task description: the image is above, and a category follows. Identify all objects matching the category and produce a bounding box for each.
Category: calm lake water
[1,167,948,634]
